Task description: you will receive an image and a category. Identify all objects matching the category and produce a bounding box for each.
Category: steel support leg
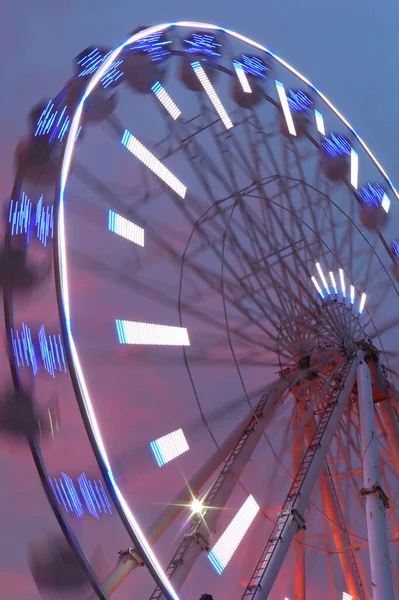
[88,408,253,598]
[89,379,289,599]
[151,379,292,598]
[292,424,305,600]
[304,413,365,600]
[245,354,361,600]
[357,360,395,600]
[378,396,399,475]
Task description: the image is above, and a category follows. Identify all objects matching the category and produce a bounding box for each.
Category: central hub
[277,298,368,378]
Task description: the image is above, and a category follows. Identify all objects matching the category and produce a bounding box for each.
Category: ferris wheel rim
[2,173,111,599]
[26,20,397,600]
[59,21,399,205]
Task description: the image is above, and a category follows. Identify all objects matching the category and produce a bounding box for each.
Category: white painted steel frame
[292,420,305,600]
[305,412,365,600]
[246,353,362,600]
[87,408,257,598]
[149,378,292,599]
[357,360,395,600]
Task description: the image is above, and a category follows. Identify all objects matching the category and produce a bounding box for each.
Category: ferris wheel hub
[277,297,369,377]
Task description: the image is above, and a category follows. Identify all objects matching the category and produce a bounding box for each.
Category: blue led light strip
[8,194,32,238]
[133,31,172,62]
[77,48,104,77]
[38,325,67,378]
[207,550,225,575]
[10,323,39,375]
[321,133,351,157]
[8,193,54,246]
[358,182,389,210]
[34,101,70,142]
[287,89,313,114]
[49,472,112,519]
[183,32,221,58]
[10,323,67,377]
[150,441,165,467]
[101,57,124,88]
[234,54,268,79]
[77,47,125,88]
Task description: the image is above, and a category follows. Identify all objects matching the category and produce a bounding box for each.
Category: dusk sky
[1,2,399,600]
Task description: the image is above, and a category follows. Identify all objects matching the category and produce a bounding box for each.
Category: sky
[1,1,399,600]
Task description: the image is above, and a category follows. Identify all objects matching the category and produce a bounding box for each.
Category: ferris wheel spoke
[208,116,257,184]
[241,114,274,181]
[326,305,348,340]
[234,115,281,184]
[71,250,269,349]
[88,247,285,357]
[98,381,279,481]
[322,194,350,270]
[315,172,341,259]
[241,194,310,293]
[364,279,398,327]
[253,189,316,287]
[296,151,346,274]
[327,212,352,276]
[323,304,348,340]
[240,203,304,321]
[73,159,189,251]
[110,111,236,214]
[232,202,300,323]
[74,161,131,214]
[372,313,399,338]
[344,185,356,282]
[132,171,296,346]
[169,115,239,193]
[245,192,325,317]
[359,231,379,288]
[252,113,324,263]
[127,197,284,346]
[244,110,277,180]
[90,347,278,369]
[283,139,327,253]
[188,246,282,343]
[181,206,287,341]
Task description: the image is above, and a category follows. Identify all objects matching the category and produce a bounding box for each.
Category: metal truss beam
[148,378,292,600]
[242,352,362,600]
[357,360,395,600]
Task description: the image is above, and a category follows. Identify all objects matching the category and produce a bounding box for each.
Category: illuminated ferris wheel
[3,21,399,600]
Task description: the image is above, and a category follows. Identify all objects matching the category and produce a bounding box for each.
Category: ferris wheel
[3,20,399,600]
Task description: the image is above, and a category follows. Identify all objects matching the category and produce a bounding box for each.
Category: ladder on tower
[325,461,366,600]
[242,358,354,599]
[148,386,275,600]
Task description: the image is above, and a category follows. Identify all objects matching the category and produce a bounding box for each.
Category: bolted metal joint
[291,508,306,531]
[117,547,144,567]
[360,483,390,509]
[357,340,379,361]
[194,531,210,552]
